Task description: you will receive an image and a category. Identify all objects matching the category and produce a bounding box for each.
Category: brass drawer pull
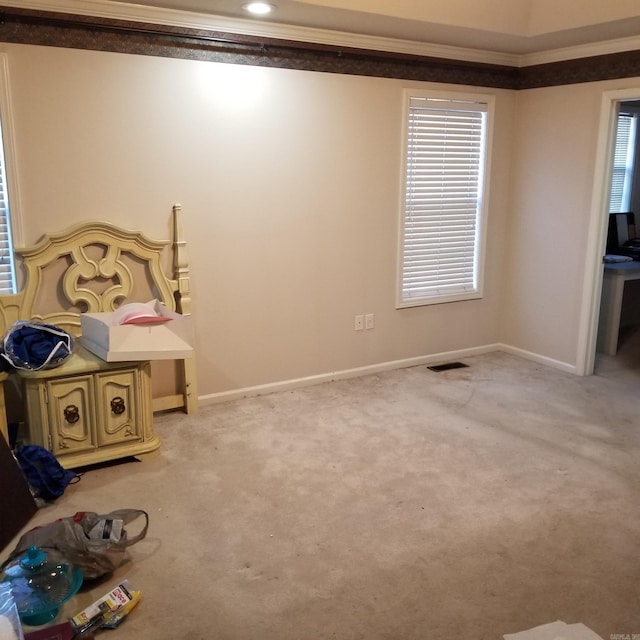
[111,396,126,415]
[64,404,80,424]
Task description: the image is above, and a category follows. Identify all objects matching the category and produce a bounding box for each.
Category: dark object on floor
[24,620,94,639]
[427,362,470,372]
[0,432,37,552]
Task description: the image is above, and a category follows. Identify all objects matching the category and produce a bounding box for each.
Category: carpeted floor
[3,340,640,640]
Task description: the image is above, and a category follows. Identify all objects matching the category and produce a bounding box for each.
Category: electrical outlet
[365,313,374,329]
[354,315,364,331]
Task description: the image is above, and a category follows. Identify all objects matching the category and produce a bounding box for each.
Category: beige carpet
[3,342,640,640]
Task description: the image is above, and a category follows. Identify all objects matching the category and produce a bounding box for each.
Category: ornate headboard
[0,204,197,426]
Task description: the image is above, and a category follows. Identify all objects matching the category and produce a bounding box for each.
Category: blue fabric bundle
[14,444,79,501]
[0,321,74,371]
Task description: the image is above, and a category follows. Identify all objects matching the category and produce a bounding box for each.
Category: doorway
[578,89,640,376]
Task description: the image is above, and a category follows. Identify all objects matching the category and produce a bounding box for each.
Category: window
[0,120,17,294]
[609,111,637,213]
[398,91,494,308]
[0,55,17,294]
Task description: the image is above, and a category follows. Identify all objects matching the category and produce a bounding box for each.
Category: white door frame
[576,87,640,375]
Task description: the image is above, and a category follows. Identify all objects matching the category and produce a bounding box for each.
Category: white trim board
[578,87,640,377]
[198,343,576,406]
[496,344,578,375]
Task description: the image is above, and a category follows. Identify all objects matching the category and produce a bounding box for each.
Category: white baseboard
[198,342,578,406]
[198,343,500,406]
[495,343,578,375]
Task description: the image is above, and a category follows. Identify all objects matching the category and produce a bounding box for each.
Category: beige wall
[502,77,640,365]
[8,42,640,398]
[2,44,515,399]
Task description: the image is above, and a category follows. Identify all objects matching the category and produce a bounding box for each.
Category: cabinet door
[96,369,141,447]
[47,375,96,455]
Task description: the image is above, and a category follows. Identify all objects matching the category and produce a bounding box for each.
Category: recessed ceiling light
[242,2,276,15]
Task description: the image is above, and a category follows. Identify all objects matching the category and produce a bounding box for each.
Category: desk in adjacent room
[597,261,640,355]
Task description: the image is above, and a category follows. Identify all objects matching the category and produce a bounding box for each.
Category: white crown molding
[0,0,520,66]
[1,0,639,69]
[519,33,640,67]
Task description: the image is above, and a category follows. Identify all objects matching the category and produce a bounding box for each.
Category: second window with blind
[610,105,639,214]
[397,90,495,308]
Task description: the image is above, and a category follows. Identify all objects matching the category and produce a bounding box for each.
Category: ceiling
[105,0,640,56]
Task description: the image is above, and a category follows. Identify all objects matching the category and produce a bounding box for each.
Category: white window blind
[609,113,637,213]
[0,118,17,294]
[399,95,490,307]
[0,54,18,296]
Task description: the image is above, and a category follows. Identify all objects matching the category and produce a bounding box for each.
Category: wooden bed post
[173,204,198,414]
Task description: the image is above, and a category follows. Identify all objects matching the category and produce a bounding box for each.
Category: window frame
[609,111,637,213]
[396,89,495,309]
[0,52,21,295]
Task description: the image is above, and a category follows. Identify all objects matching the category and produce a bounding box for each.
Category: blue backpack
[14,445,79,501]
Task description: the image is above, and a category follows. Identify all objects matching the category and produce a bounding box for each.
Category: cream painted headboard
[0,204,197,430]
